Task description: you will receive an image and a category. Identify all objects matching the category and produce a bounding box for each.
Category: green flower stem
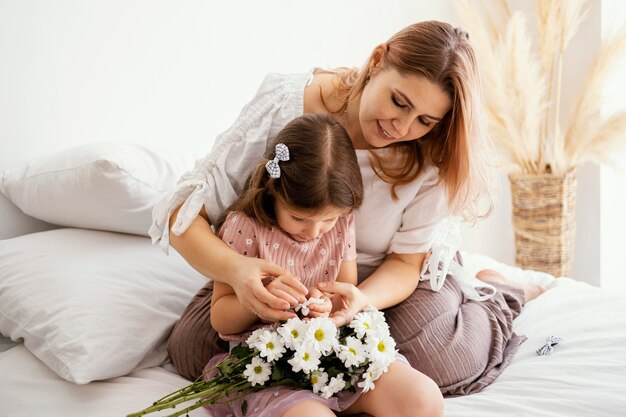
[126,383,226,417]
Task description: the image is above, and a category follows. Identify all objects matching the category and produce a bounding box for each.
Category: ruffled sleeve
[386,166,450,255]
[384,165,496,301]
[149,72,308,253]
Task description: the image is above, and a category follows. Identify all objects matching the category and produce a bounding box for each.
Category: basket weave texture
[509,170,577,277]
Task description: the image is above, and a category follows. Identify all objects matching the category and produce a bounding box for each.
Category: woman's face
[354,67,452,149]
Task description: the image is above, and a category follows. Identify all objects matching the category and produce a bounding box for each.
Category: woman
[150,20,542,397]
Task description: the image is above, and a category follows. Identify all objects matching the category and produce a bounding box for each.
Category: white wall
[0,0,455,170]
[600,0,626,293]
[1,1,622,288]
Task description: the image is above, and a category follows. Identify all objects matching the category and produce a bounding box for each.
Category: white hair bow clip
[265,143,290,179]
[536,335,563,356]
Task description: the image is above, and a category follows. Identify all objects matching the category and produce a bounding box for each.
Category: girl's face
[353,66,452,149]
[274,201,350,242]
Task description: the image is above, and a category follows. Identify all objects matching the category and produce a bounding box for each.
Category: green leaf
[242,399,248,415]
[231,345,252,358]
[271,365,285,381]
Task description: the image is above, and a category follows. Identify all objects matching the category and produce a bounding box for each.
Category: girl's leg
[281,400,336,417]
[167,280,228,380]
[342,362,444,417]
[382,254,527,396]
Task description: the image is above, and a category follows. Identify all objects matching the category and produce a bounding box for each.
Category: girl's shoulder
[219,211,263,235]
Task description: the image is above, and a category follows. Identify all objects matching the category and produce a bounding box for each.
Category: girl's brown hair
[331,20,494,221]
[219,113,363,229]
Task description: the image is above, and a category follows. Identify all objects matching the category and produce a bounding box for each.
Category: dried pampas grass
[456,0,626,175]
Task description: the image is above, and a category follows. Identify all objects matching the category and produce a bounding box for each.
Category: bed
[1,143,625,417]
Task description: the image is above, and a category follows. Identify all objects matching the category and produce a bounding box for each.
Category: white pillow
[0,142,197,236]
[0,228,207,384]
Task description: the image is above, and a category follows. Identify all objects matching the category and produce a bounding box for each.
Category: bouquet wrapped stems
[127,309,397,417]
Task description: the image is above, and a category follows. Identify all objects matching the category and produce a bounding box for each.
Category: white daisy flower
[357,368,376,392]
[337,336,367,368]
[349,312,373,339]
[287,258,295,266]
[294,297,326,317]
[300,243,310,252]
[272,242,280,250]
[329,259,336,266]
[350,310,389,339]
[245,238,253,245]
[257,329,286,362]
[310,369,329,394]
[243,356,271,386]
[335,237,341,245]
[287,342,321,374]
[305,317,338,355]
[365,333,397,369]
[245,327,267,348]
[320,373,346,399]
[320,248,327,256]
[277,317,307,350]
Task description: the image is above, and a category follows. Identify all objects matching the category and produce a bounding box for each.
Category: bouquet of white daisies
[126,306,397,417]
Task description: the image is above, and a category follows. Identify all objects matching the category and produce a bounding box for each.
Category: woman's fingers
[268,287,300,307]
[255,301,297,322]
[248,278,291,310]
[268,277,308,305]
[274,274,309,298]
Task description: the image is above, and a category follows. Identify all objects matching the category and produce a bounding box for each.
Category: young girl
[206,113,443,417]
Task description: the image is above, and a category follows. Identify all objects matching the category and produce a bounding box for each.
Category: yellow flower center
[364,322,370,329]
[254,366,263,374]
[291,329,299,338]
[303,352,310,361]
[267,342,274,350]
[315,329,325,341]
[377,342,386,352]
[349,347,357,356]
[311,375,318,384]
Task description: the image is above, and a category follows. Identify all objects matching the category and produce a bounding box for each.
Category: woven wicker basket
[509,170,577,277]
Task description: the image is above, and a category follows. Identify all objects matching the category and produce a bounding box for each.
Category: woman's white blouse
[149,71,495,301]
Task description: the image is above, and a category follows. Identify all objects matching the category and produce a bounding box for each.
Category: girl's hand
[231,257,307,322]
[317,281,373,327]
[305,288,332,318]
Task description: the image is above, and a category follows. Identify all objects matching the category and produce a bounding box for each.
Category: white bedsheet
[1,254,625,417]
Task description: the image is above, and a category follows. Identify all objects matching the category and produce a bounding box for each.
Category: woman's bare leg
[476,269,546,302]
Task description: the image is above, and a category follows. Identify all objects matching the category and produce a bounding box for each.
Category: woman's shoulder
[304,68,355,114]
[256,71,315,99]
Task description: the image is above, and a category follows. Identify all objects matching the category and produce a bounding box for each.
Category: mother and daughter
[150,20,545,417]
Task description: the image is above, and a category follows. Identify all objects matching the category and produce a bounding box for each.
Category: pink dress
[204,211,361,417]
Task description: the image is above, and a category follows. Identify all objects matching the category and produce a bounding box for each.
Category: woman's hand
[265,274,310,309]
[230,256,308,322]
[305,288,332,318]
[317,281,373,327]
